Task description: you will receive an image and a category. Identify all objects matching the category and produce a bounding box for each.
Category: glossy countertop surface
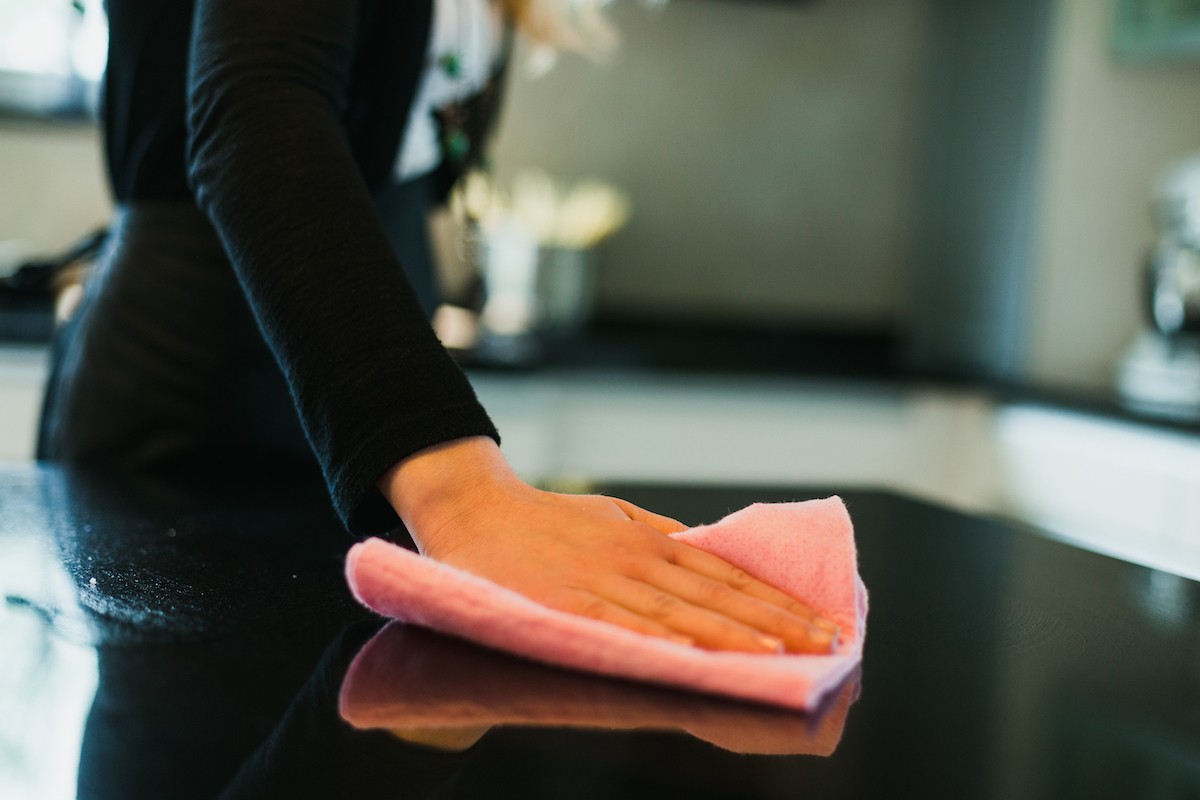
[3,465,1199,799]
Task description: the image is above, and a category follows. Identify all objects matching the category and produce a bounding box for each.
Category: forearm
[186,0,497,531]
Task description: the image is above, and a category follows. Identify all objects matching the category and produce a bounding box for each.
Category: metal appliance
[1117,154,1200,420]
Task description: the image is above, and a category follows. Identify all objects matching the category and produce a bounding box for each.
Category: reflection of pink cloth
[340,623,860,755]
[344,497,867,710]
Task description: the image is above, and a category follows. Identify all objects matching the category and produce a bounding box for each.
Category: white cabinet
[469,371,1005,515]
[0,346,48,461]
[996,404,1200,579]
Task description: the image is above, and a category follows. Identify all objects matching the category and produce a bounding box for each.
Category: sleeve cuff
[331,402,500,535]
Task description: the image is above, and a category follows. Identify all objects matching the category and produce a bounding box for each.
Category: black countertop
[4,465,1200,799]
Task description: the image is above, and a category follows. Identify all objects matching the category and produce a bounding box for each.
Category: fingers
[558,589,695,646]
[636,561,836,654]
[569,512,837,654]
[609,498,690,534]
[667,540,840,636]
[596,576,793,654]
[602,499,838,644]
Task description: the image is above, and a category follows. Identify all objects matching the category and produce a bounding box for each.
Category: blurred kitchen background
[1,0,1199,576]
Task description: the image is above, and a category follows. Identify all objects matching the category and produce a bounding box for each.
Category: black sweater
[102,0,500,533]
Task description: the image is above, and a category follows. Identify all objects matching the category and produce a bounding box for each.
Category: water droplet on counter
[167,529,176,537]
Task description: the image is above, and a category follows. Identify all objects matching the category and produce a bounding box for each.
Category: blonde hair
[496,0,618,57]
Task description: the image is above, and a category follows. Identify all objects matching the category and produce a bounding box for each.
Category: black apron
[37,176,439,472]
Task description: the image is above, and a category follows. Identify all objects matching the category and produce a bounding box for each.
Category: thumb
[609,498,689,535]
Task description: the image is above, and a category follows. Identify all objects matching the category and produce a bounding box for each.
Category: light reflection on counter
[0,526,98,800]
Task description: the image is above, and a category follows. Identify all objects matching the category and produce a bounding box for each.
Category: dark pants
[37,177,438,471]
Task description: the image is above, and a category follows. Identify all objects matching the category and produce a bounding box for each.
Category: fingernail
[667,633,695,646]
[760,636,785,653]
[808,626,833,648]
[813,615,839,633]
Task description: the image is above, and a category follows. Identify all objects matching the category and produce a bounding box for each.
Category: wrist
[377,436,524,557]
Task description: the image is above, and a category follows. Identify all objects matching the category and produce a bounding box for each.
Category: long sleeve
[185,0,498,533]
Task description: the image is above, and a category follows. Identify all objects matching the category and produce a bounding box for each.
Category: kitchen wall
[0,121,110,266]
[4,0,1200,391]
[494,0,1200,387]
[902,0,1052,380]
[1028,0,1200,390]
[490,0,930,328]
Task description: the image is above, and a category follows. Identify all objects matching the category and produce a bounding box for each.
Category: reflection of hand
[377,437,837,655]
[389,725,491,752]
[344,624,860,756]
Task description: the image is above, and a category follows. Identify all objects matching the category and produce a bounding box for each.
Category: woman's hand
[377,437,837,655]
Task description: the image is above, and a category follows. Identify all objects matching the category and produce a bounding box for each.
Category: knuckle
[645,591,680,620]
[612,548,646,575]
[577,597,610,621]
[784,599,813,618]
[697,578,732,606]
[726,568,753,590]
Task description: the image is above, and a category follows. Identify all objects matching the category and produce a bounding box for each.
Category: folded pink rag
[343,496,867,711]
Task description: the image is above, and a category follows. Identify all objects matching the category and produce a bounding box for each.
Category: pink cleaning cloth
[343,496,867,711]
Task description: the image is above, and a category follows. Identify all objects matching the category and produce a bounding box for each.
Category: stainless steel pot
[475,224,597,364]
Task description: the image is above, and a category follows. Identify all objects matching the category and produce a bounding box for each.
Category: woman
[38,0,836,655]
